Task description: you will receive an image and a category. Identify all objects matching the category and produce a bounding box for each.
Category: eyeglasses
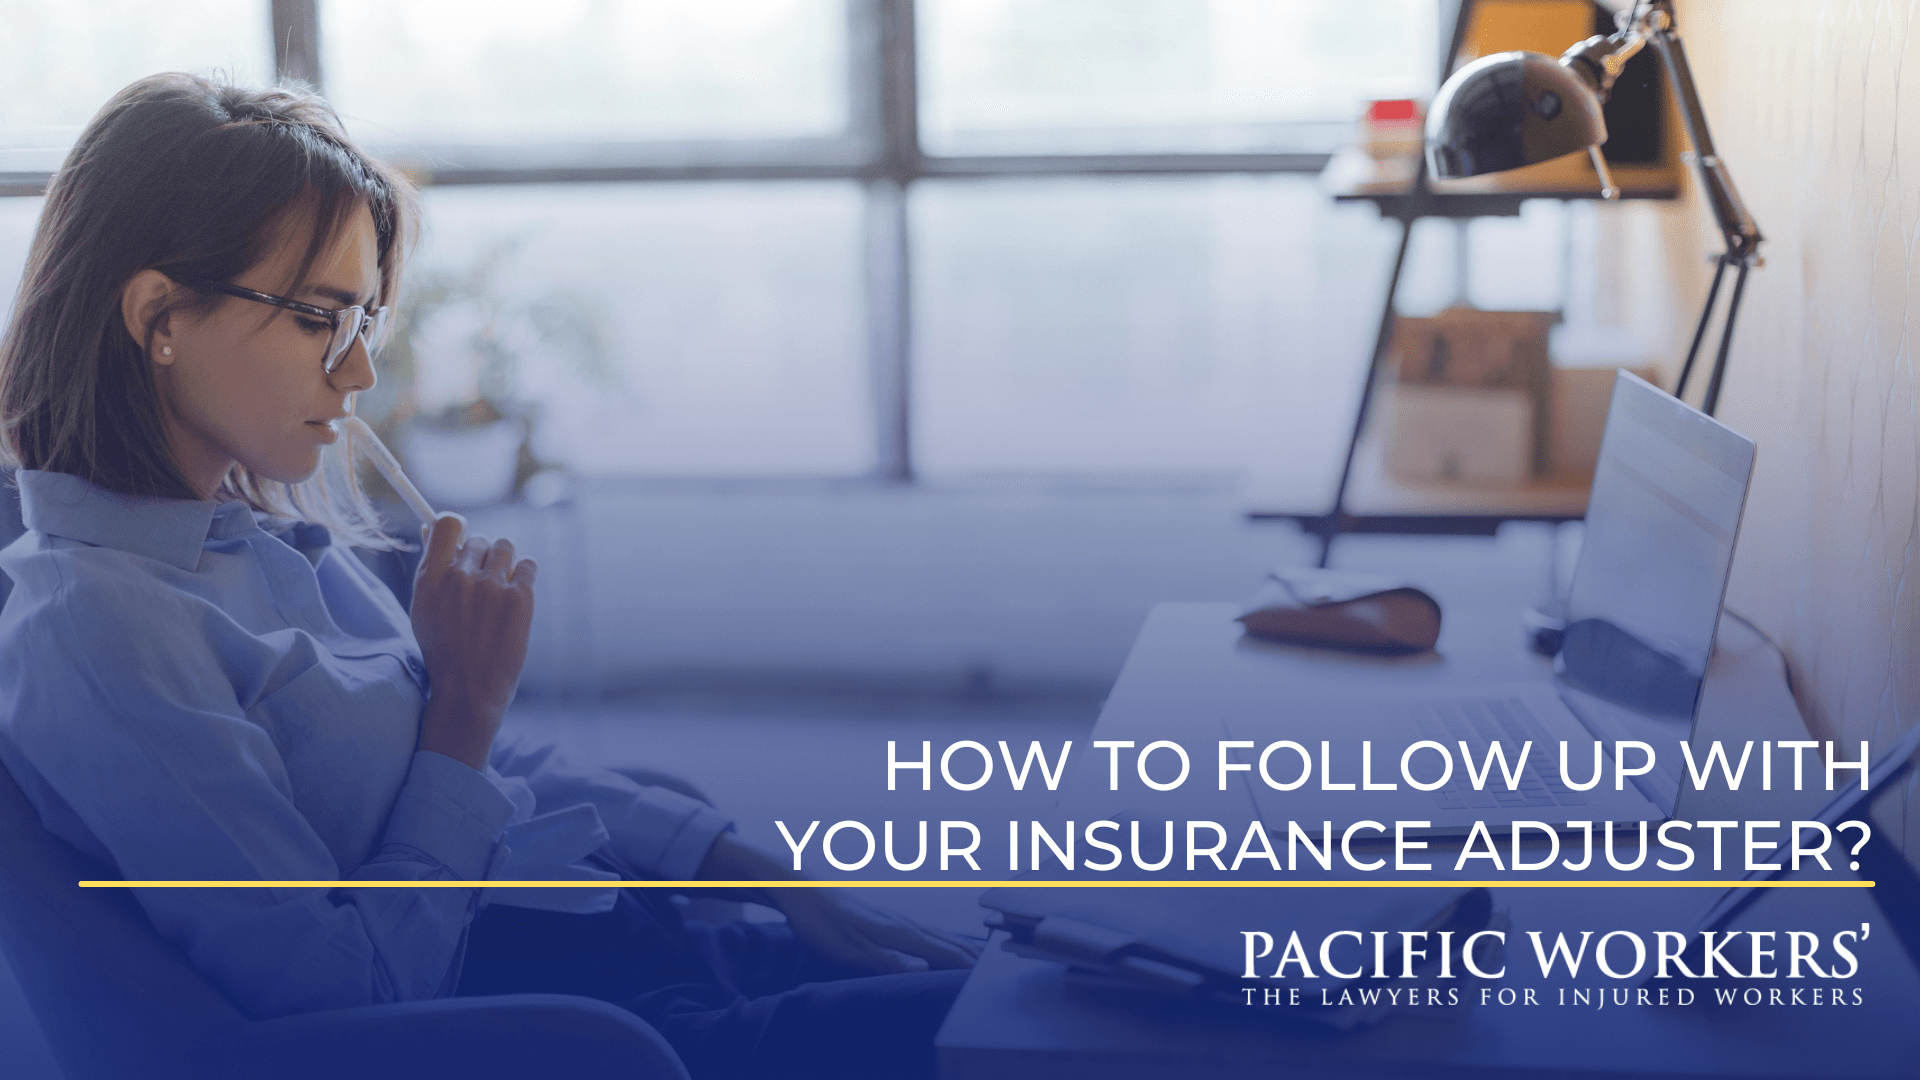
[191,281,392,374]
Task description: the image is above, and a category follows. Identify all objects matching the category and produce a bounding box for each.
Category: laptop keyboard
[1411,698,1588,809]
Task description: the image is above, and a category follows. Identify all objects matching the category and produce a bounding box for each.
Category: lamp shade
[1425,50,1608,179]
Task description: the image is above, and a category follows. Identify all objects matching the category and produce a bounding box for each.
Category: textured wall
[1625,2,1919,846]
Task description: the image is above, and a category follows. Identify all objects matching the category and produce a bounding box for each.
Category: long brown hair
[0,73,417,548]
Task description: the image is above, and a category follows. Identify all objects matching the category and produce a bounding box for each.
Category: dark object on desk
[1556,616,1701,720]
[981,885,1498,1032]
[1520,602,1567,657]
[1236,568,1441,653]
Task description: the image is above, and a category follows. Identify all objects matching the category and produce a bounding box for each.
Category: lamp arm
[1643,15,1763,258]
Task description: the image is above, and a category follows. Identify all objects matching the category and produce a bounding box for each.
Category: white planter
[400,416,524,509]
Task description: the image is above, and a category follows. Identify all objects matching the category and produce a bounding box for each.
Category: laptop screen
[1559,371,1757,721]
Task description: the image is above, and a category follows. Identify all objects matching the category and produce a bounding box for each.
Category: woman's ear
[120,269,178,364]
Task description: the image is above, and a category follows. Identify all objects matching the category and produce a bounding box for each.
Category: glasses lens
[324,307,367,373]
[364,307,392,355]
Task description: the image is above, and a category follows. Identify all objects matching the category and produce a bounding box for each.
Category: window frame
[8,0,1355,480]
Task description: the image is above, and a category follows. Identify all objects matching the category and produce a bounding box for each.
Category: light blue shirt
[0,469,730,1019]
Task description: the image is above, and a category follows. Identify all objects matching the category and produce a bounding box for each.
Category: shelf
[1319,147,1680,221]
[1279,143,1621,559]
[1247,428,1590,534]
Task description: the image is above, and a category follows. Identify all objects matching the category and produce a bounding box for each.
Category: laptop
[1231,371,1757,834]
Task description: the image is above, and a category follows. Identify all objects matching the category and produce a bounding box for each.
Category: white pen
[343,415,437,526]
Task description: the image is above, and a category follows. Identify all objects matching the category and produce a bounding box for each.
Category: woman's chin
[245,454,323,487]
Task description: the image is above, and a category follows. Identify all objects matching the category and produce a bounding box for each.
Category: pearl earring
[160,346,172,357]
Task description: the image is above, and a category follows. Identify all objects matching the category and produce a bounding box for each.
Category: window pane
[913,179,1589,485]
[0,198,47,333]
[1393,203,1571,318]
[911,176,1396,478]
[918,0,1437,155]
[321,0,849,149]
[383,182,870,476]
[0,0,272,171]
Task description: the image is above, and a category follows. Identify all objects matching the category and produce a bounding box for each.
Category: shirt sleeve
[488,734,733,880]
[0,572,516,1020]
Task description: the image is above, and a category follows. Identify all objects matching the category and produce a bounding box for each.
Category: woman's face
[151,202,380,498]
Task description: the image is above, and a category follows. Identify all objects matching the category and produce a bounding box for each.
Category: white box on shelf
[1382,383,1533,487]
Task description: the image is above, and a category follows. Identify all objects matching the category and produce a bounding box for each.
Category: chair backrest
[0,470,22,611]
[0,758,247,1078]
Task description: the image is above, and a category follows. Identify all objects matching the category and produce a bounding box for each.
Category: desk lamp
[1424,0,1760,416]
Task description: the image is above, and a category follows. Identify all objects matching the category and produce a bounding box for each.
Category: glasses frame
[190,280,391,374]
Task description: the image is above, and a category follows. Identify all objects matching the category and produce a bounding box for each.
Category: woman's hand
[411,513,538,771]
[774,887,981,975]
[696,833,980,975]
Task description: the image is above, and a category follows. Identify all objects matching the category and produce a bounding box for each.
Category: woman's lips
[306,419,339,443]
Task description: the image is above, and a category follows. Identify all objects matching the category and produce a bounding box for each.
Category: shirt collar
[17,469,255,572]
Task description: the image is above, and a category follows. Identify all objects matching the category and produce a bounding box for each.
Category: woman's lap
[458,891,966,1080]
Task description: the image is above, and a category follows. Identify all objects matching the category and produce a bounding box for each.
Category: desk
[936,601,1919,1078]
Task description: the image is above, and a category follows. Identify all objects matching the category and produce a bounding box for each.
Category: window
[319,0,850,153]
[914,175,1342,474]
[918,0,1437,156]
[406,182,871,475]
[0,0,1476,483]
[0,199,45,314]
[0,0,272,172]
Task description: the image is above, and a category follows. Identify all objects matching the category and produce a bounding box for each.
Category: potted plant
[356,236,612,509]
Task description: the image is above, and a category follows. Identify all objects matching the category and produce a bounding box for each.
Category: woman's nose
[329,335,377,395]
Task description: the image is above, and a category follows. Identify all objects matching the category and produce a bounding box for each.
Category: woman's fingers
[837,895,980,968]
[839,933,927,975]
[510,557,539,589]
[882,948,931,973]
[915,925,984,964]
[459,535,490,571]
[408,513,536,752]
[481,537,516,582]
[863,919,978,970]
[406,508,539,773]
[803,894,980,972]
[422,513,467,568]
[778,892,928,975]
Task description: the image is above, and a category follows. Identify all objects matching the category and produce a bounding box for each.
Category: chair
[0,471,23,612]
[0,759,690,1080]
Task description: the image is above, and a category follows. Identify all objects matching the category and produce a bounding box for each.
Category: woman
[0,74,972,1078]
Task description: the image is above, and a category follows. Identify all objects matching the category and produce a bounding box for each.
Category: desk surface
[937,600,1917,1079]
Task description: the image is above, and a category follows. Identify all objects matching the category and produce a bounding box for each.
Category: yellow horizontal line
[80,879,1874,889]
